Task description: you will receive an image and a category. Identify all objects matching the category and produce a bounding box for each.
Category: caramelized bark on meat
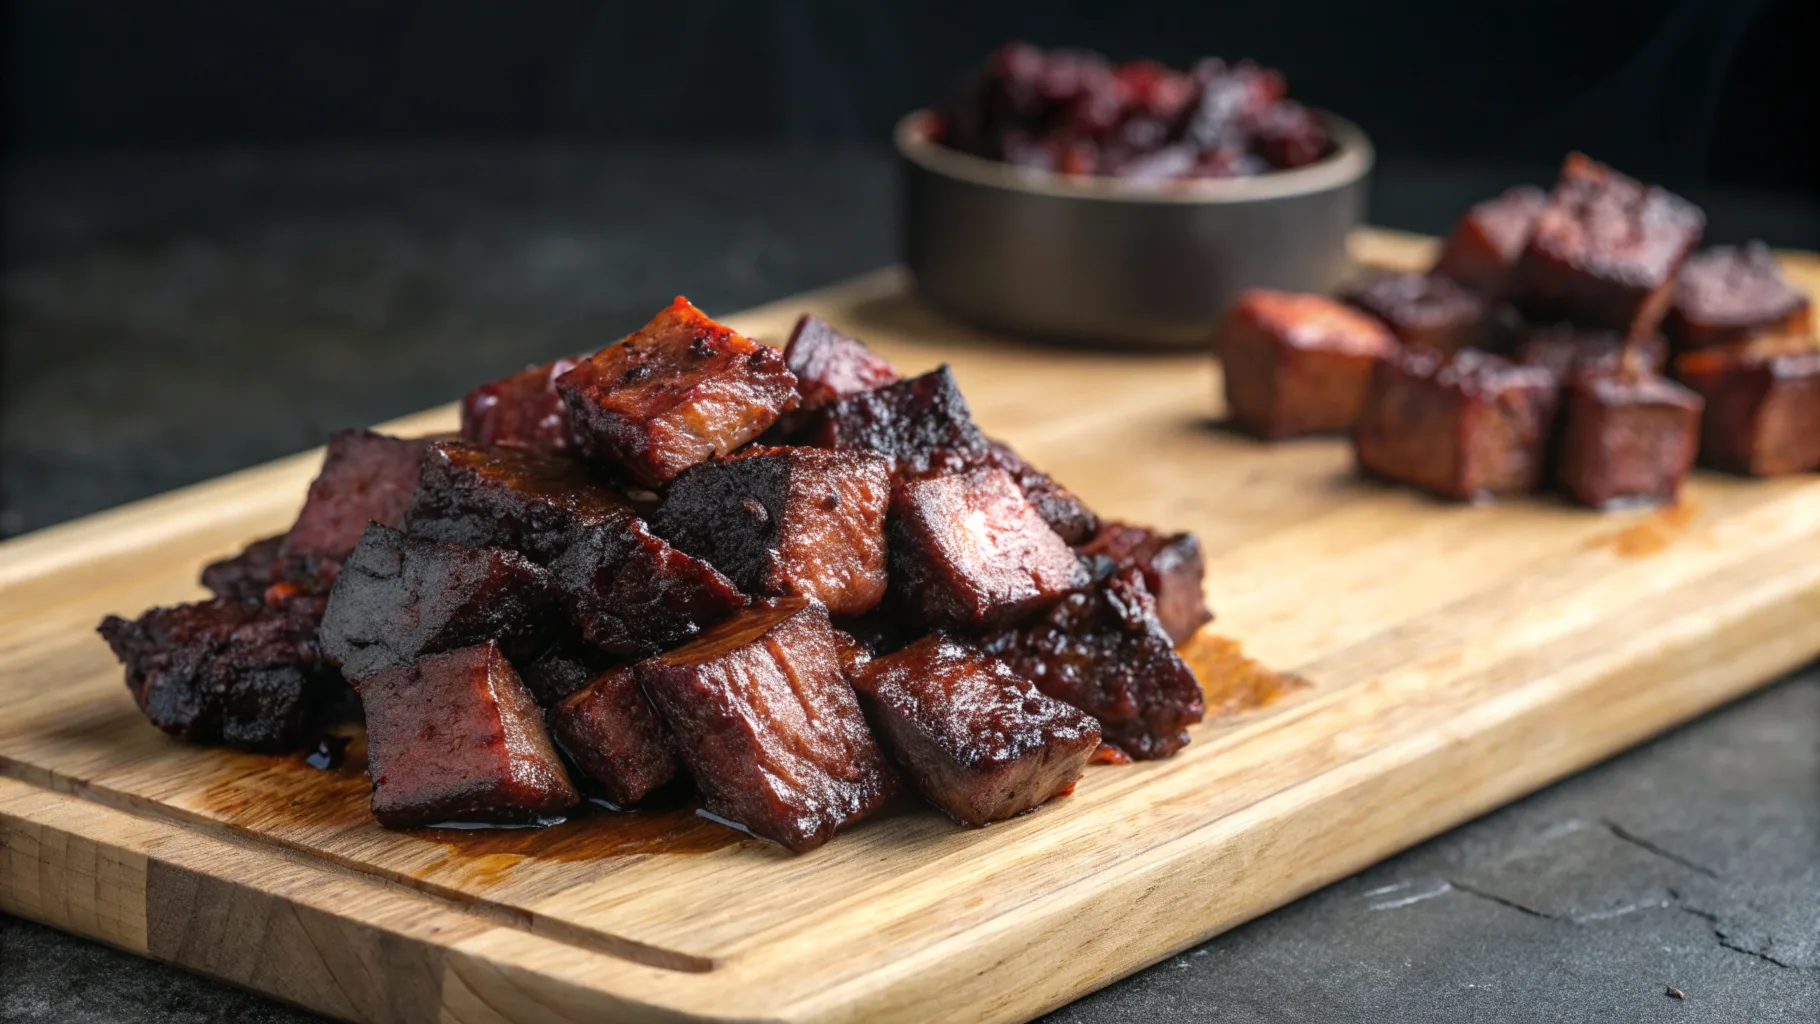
[1076,522,1213,645]
[982,567,1203,760]
[1516,325,1669,381]
[516,635,615,707]
[1432,185,1547,298]
[1352,348,1561,501]
[979,439,1100,545]
[888,467,1089,631]
[461,355,584,454]
[636,598,897,852]
[1556,370,1703,509]
[653,446,891,616]
[1664,244,1811,351]
[360,642,579,828]
[784,314,901,408]
[556,297,799,486]
[200,535,287,602]
[795,365,989,478]
[282,430,429,572]
[1216,289,1398,440]
[547,666,680,807]
[406,440,631,563]
[318,525,556,682]
[1345,271,1486,354]
[1511,153,1706,338]
[852,635,1098,826]
[548,518,748,657]
[97,596,339,752]
[1674,345,1820,476]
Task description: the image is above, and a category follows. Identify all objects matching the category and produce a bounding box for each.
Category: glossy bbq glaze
[783,314,902,409]
[461,355,584,454]
[1076,521,1213,646]
[547,666,680,808]
[1664,244,1812,352]
[1555,369,1704,509]
[1217,289,1398,439]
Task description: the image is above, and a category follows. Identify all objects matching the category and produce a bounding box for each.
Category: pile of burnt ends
[100,299,1215,853]
[1214,152,1820,507]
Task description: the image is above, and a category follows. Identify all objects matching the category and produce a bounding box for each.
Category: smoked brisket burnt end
[784,314,901,408]
[318,525,557,682]
[1664,244,1812,352]
[1353,348,1560,501]
[979,440,1100,545]
[1511,153,1705,338]
[360,642,579,828]
[983,567,1204,761]
[1674,347,1820,476]
[461,355,584,454]
[556,297,799,487]
[636,598,898,852]
[796,365,989,478]
[852,635,1100,826]
[516,636,615,706]
[653,446,891,616]
[888,467,1090,631]
[1345,271,1486,354]
[548,519,749,657]
[283,430,429,569]
[547,667,680,807]
[1556,371,1703,509]
[405,440,632,563]
[1516,325,1669,381]
[98,596,338,752]
[1432,185,1548,298]
[1217,289,1398,440]
[1077,522,1213,645]
[200,535,286,602]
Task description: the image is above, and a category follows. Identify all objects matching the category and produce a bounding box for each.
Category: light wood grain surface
[3,228,1819,1024]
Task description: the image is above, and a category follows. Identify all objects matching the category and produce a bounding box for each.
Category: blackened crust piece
[980,440,1100,545]
[888,467,1089,631]
[283,430,430,567]
[797,365,989,479]
[784,314,901,408]
[556,297,799,486]
[360,642,579,828]
[1555,371,1703,509]
[461,355,584,454]
[1077,522,1213,645]
[637,598,897,852]
[1664,244,1812,351]
[549,519,749,657]
[1674,346,1820,476]
[516,636,615,707]
[318,525,557,682]
[200,535,287,603]
[406,440,633,563]
[98,596,339,752]
[852,635,1099,826]
[548,666,680,807]
[983,567,1204,761]
[653,446,891,617]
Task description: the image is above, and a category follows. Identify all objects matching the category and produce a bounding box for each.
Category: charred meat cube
[1556,370,1703,509]
[1664,244,1811,352]
[888,467,1089,631]
[547,666,680,807]
[200,535,286,603]
[794,365,989,479]
[1077,522,1213,645]
[318,525,557,682]
[1674,345,1820,476]
[1353,348,1560,501]
[360,642,579,828]
[1511,153,1706,338]
[1345,271,1486,354]
[653,446,891,617]
[978,439,1100,545]
[548,518,748,657]
[1517,324,1669,381]
[784,314,900,409]
[851,635,1099,826]
[282,430,430,570]
[406,440,631,563]
[97,597,338,752]
[637,597,897,852]
[461,355,584,454]
[555,297,799,486]
[1216,289,1399,440]
[983,567,1203,760]
[1432,185,1547,298]
[516,635,615,707]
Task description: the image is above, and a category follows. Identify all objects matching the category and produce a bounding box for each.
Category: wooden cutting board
[4,229,1818,1024]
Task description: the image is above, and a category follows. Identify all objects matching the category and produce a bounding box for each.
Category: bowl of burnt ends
[896,109,1373,349]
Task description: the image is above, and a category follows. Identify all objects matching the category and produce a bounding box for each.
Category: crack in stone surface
[1603,819,1722,879]
[1447,881,1560,921]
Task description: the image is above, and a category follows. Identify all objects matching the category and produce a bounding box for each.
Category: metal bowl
[896,109,1373,348]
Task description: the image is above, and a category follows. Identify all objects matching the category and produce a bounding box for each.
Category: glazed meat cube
[1216,289,1398,440]
[795,365,989,479]
[636,598,897,852]
[516,635,615,706]
[784,314,901,408]
[983,567,1203,760]
[1556,370,1703,509]
[1432,186,1547,298]
[1353,348,1560,501]
[1664,244,1811,351]
[979,439,1100,545]
[548,519,748,657]
[1076,522,1213,645]
[1345,271,1486,354]
[1511,153,1705,337]
[97,596,339,752]
[547,666,680,807]
[555,297,799,486]
[360,642,579,828]
[851,635,1100,826]
[1517,325,1669,381]
[1674,345,1820,476]
[406,440,631,563]
[200,535,286,603]
[653,446,891,616]
[835,611,914,661]
[461,355,584,454]
[888,467,1089,631]
[318,525,557,682]
[282,430,429,569]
